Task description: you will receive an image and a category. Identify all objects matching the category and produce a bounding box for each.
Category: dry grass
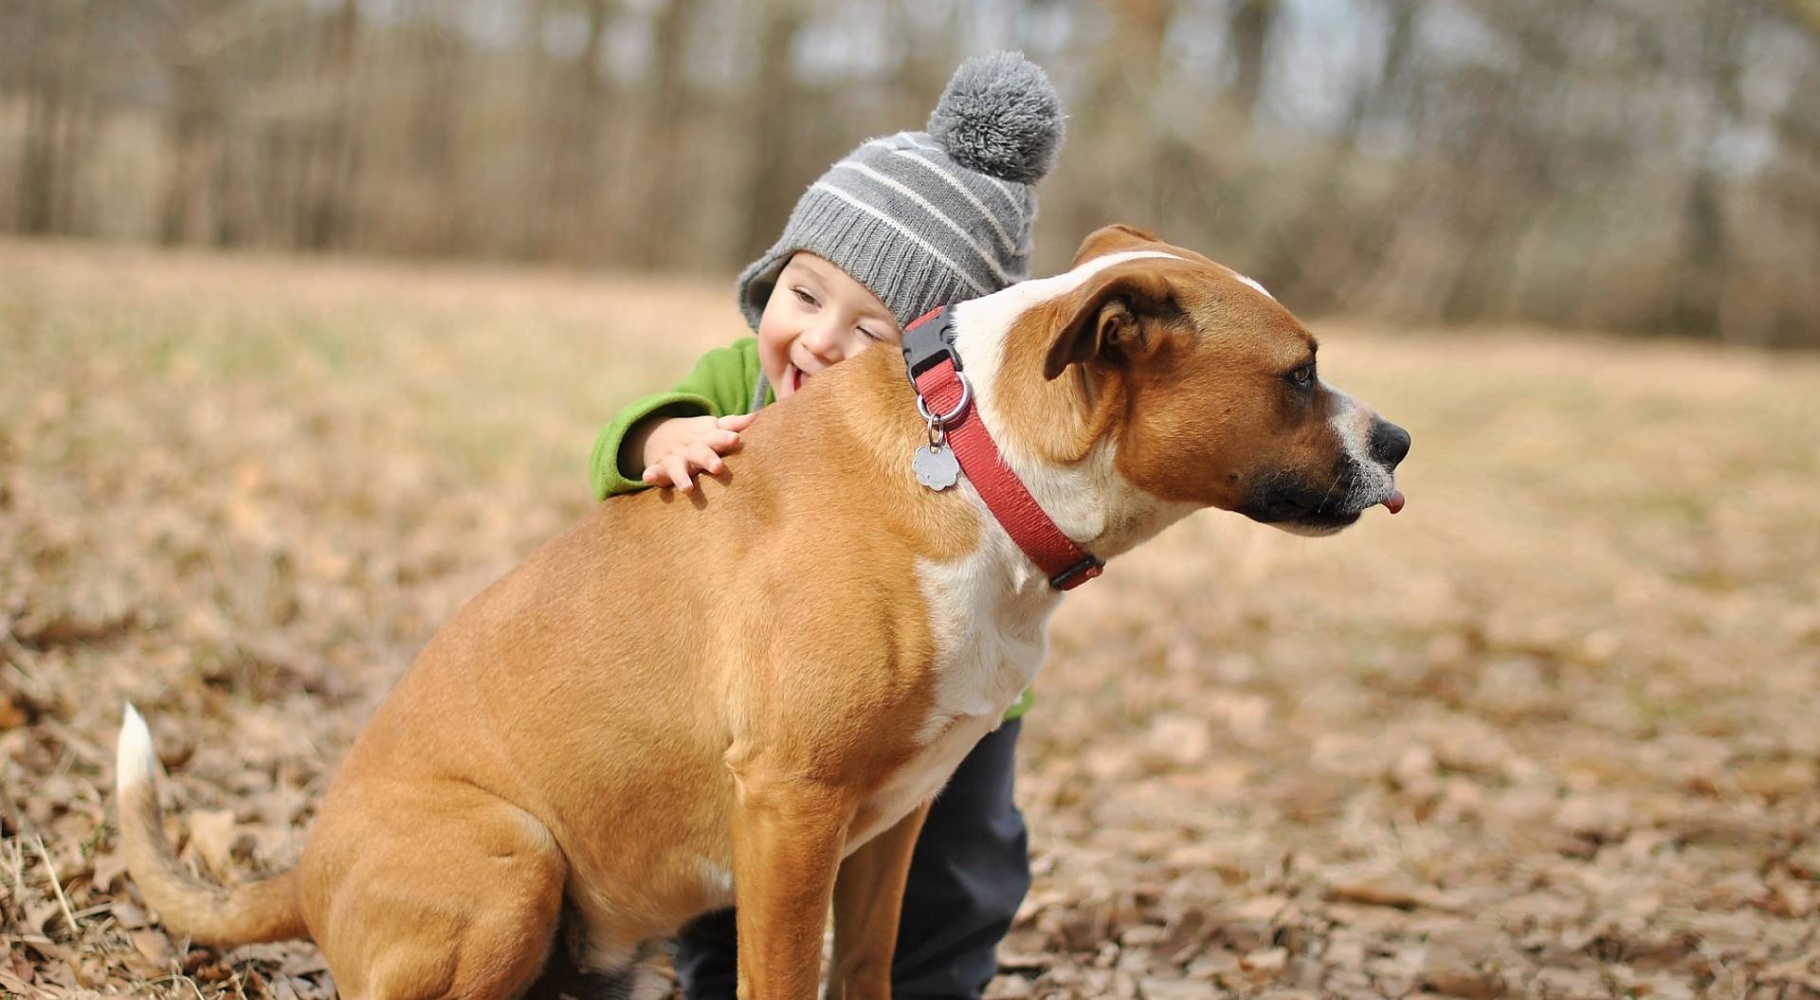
[2,237,1817,999]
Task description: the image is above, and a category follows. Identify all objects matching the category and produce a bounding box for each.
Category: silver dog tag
[912,445,961,491]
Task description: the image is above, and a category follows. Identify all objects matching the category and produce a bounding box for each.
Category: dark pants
[674,719,1030,1000]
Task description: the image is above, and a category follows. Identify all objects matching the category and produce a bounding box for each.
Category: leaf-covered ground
[3,239,1817,999]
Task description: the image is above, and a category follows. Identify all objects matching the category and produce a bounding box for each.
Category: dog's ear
[1042,266,1183,381]
[1071,224,1164,267]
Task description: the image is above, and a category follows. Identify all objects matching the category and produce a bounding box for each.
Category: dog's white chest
[915,550,1053,737]
[847,536,1058,847]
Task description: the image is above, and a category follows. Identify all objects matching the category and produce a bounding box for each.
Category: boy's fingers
[718,413,758,431]
[665,455,695,492]
[687,442,724,475]
[711,430,742,452]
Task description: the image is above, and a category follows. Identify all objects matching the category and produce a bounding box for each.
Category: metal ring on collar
[915,372,972,428]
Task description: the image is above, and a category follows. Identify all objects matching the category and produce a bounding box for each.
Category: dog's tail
[114,704,308,946]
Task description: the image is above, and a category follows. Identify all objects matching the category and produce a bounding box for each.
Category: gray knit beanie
[736,51,1066,330]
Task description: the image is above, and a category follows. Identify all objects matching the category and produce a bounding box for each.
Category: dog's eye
[1288,364,1315,387]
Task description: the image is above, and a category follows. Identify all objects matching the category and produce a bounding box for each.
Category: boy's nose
[800,323,842,363]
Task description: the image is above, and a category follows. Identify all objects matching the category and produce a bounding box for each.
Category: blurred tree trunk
[1064,0,1177,242]
[1267,0,1417,312]
[300,0,361,251]
[19,1,94,235]
[888,0,962,121]
[19,45,62,235]
[509,0,619,260]
[632,0,703,269]
[519,0,555,257]
[1780,0,1820,34]
[1345,0,1414,146]
[159,25,217,246]
[408,0,466,252]
[1671,1,1745,335]
[1230,0,1279,124]
[546,0,614,260]
[737,0,808,263]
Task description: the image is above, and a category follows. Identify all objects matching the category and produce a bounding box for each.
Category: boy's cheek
[754,341,787,389]
[766,361,796,398]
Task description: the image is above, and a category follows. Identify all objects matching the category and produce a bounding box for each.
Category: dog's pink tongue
[1383,490,1406,515]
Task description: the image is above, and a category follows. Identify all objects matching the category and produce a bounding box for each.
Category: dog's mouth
[1240,468,1403,536]
[1271,507,1363,536]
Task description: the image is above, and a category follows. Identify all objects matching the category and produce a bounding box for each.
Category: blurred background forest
[3,0,1818,347]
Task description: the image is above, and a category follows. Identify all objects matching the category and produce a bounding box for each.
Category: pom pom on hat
[927,51,1066,185]
[735,51,1068,331]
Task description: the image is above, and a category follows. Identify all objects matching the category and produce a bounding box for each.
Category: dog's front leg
[826,800,931,1000]
[731,769,851,1000]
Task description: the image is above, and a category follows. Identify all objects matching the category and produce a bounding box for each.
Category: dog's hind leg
[303,781,569,1000]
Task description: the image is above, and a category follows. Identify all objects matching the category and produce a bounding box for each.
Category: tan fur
[114,774,307,944]
[116,227,1406,1000]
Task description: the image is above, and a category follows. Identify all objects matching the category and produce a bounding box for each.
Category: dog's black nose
[1370,420,1410,468]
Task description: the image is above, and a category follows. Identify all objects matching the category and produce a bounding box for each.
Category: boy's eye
[792,287,818,307]
[858,326,885,344]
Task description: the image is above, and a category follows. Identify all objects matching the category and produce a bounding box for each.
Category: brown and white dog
[115,225,1408,1000]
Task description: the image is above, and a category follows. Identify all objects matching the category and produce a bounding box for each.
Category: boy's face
[757,253,902,400]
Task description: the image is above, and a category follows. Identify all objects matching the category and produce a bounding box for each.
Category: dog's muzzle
[1242,418,1411,534]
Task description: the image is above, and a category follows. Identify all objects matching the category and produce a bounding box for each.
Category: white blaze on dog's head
[1231,272,1274,301]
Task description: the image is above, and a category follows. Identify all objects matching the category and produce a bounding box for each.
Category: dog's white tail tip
[117,703,160,791]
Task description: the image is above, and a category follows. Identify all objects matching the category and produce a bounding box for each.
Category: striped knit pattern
[737,52,1063,329]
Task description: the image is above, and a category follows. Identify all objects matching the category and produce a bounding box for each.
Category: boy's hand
[635,413,759,492]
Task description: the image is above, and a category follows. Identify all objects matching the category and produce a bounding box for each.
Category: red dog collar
[902,308,1103,591]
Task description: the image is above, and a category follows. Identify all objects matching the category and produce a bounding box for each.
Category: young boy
[588,52,1065,1000]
